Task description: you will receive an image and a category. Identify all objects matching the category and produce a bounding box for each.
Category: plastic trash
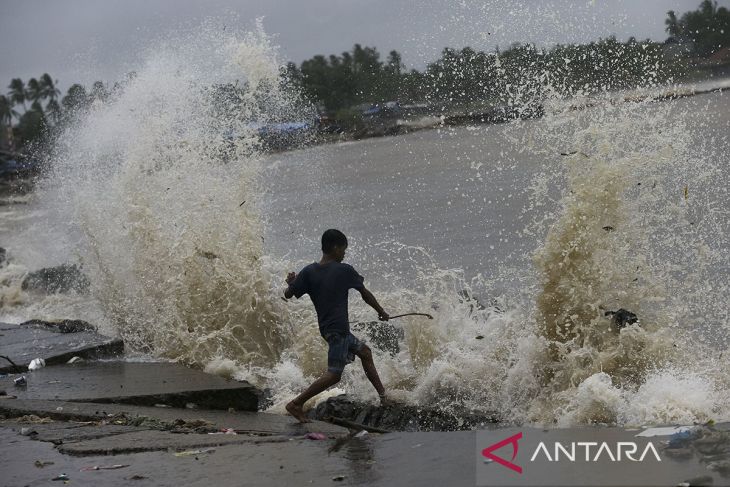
[14,376,27,387]
[20,427,37,436]
[80,464,129,471]
[28,358,46,370]
[174,448,216,457]
[67,356,83,364]
[34,460,54,468]
[354,430,368,438]
[304,432,328,440]
[332,475,346,481]
[51,473,69,481]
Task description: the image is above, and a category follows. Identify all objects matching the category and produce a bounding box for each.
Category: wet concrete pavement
[0,361,259,410]
[0,322,122,373]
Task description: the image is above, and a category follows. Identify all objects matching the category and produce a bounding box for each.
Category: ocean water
[0,21,728,428]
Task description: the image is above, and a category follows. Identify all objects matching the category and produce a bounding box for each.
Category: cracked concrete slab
[0,399,349,436]
[0,361,259,410]
[0,322,123,372]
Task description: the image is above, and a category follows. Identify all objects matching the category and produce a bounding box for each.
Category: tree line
[1,0,727,152]
[0,75,118,152]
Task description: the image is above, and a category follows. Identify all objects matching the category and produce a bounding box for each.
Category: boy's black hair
[322,229,348,254]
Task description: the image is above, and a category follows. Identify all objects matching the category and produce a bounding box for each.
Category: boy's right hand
[286,272,296,285]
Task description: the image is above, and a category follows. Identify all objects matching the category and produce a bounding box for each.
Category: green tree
[8,78,27,112]
[26,78,43,106]
[62,84,89,112]
[0,95,18,126]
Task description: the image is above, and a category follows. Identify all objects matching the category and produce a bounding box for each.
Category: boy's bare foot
[379,394,396,407]
[286,401,311,423]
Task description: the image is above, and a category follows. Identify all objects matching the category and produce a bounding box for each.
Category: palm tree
[665,10,683,37]
[39,74,60,102]
[45,98,62,125]
[8,78,27,112]
[0,95,18,126]
[26,78,42,105]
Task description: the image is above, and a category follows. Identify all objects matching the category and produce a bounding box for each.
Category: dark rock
[604,309,638,329]
[20,319,96,333]
[21,264,90,294]
[308,395,497,432]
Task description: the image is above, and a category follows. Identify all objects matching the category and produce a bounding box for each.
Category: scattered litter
[411,443,422,448]
[636,426,694,438]
[18,414,53,424]
[354,430,368,438]
[684,185,689,200]
[332,475,346,482]
[80,464,130,471]
[14,376,27,387]
[227,407,236,413]
[47,380,61,384]
[304,432,328,440]
[20,427,37,436]
[34,460,54,468]
[29,358,46,370]
[56,407,63,411]
[475,335,484,340]
[185,402,198,409]
[174,448,216,457]
[154,404,171,408]
[67,356,83,364]
[602,225,615,232]
[128,475,148,480]
[51,473,69,481]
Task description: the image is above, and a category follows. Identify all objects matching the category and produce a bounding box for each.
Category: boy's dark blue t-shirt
[289,262,365,336]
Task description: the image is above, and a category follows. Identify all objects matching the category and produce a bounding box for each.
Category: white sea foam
[1,19,728,428]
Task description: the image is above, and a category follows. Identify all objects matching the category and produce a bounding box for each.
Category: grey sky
[1,0,727,94]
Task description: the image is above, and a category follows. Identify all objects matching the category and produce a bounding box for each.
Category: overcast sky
[2,0,727,93]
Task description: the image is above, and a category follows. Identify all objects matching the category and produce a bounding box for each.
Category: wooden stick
[389,312,433,320]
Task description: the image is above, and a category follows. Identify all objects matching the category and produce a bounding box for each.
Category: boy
[283,229,390,423]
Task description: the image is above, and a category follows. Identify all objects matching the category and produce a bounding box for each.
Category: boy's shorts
[324,332,365,375]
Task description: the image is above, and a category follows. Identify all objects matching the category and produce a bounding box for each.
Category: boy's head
[321,229,348,262]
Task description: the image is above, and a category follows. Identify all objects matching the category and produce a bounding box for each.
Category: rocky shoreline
[1,315,730,485]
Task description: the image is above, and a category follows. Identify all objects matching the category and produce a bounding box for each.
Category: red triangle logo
[481,432,523,474]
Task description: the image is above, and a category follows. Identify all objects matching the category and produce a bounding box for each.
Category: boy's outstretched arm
[283,272,296,299]
[359,286,389,321]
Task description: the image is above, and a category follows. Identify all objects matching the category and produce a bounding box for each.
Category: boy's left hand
[286,272,296,285]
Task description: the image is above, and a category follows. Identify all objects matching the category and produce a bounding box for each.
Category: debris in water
[332,475,346,481]
[604,309,638,329]
[14,376,27,387]
[684,185,689,200]
[80,464,130,471]
[20,427,37,436]
[475,335,484,340]
[304,432,328,440]
[128,475,148,480]
[602,225,614,232]
[239,200,246,207]
[34,460,54,468]
[51,473,69,481]
[354,430,368,438]
[67,356,83,364]
[174,448,216,457]
[29,358,46,370]
[18,415,53,424]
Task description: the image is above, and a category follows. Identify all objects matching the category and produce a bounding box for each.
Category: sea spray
[3,18,727,428]
[42,21,313,368]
